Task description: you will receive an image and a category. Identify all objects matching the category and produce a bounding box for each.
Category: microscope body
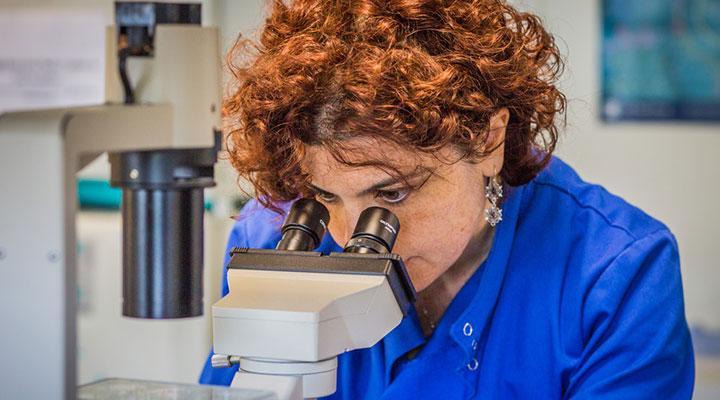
[215,248,415,359]
[212,203,416,400]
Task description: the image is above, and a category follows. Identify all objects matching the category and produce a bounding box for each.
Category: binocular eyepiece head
[276,199,400,254]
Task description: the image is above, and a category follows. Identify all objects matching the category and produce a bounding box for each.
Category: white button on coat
[466,358,479,371]
[463,322,473,336]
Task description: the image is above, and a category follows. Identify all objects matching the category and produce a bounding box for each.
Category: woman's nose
[331,207,363,247]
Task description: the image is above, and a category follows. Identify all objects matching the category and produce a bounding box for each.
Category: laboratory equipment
[211,200,416,399]
[0,2,220,399]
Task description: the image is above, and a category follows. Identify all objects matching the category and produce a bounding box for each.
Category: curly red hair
[224,0,566,211]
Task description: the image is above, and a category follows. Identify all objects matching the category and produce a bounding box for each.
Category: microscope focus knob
[211,354,240,368]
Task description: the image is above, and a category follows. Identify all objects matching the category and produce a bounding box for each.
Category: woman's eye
[315,192,337,203]
[376,188,410,204]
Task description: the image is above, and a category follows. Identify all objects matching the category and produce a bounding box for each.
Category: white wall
[519,0,720,330]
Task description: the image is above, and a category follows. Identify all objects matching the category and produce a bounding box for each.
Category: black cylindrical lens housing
[121,188,204,318]
[109,134,219,319]
[276,199,330,251]
[344,207,400,254]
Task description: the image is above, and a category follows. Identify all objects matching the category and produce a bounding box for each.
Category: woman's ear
[480,108,509,177]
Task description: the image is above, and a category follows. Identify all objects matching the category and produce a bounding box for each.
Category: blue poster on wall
[602,0,720,121]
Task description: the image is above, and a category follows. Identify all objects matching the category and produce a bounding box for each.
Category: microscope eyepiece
[276,198,330,251]
[344,207,400,254]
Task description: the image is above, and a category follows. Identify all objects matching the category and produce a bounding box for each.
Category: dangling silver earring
[484,172,503,227]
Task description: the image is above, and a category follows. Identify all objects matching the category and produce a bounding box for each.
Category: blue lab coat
[199,157,694,399]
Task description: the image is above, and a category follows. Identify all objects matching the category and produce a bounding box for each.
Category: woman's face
[303,125,505,292]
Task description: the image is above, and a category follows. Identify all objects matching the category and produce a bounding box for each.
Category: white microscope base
[231,357,337,400]
[232,372,303,400]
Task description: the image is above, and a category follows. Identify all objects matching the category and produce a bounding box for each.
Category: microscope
[211,199,416,400]
[0,2,221,399]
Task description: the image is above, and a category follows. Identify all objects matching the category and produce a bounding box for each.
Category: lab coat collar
[377,183,526,391]
[449,183,525,392]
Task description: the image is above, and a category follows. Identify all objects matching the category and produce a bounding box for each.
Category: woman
[200,0,695,398]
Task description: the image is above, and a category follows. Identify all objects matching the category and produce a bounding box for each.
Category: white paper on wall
[0,8,107,113]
